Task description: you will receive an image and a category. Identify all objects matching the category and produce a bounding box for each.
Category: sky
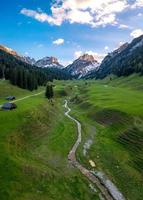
[0,0,143,65]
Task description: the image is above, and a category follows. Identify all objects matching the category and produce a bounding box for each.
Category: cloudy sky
[1,0,143,65]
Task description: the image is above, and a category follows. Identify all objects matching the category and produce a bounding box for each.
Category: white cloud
[131,0,143,8]
[20,8,63,25]
[118,24,130,29]
[130,29,143,38]
[53,38,64,45]
[104,46,109,50]
[74,51,83,58]
[20,1,143,28]
[20,0,130,28]
[138,12,143,16]
[67,9,93,24]
[60,60,72,66]
[118,41,125,46]
[24,52,29,56]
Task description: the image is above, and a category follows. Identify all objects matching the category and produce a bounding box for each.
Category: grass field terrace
[57,74,143,200]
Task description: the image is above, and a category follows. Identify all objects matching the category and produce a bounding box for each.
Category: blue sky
[1,0,143,65]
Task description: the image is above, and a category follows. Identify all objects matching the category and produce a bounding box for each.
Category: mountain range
[0,45,99,77]
[0,45,71,91]
[1,34,143,80]
[0,45,64,69]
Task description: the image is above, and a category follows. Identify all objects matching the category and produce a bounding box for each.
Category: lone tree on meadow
[45,84,54,99]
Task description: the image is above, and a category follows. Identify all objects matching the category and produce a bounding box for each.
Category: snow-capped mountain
[21,56,36,65]
[65,54,99,78]
[35,56,64,68]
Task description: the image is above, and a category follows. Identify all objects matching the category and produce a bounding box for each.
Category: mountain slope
[87,35,143,79]
[0,45,18,57]
[65,54,99,78]
[0,47,71,90]
[0,45,37,65]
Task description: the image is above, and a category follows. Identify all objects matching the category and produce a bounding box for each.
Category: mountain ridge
[85,35,143,79]
[0,46,71,90]
[1,34,143,80]
[0,44,64,69]
[65,53,99,78]
[35,56,64,69]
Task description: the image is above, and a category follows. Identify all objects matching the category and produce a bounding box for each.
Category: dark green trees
[45,84,54,99]
[0,49,71,91]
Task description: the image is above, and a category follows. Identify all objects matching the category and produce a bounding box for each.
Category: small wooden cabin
[2,102,17,110]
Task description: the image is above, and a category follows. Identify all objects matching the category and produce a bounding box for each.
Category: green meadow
[0,75,143,200]
[0,80,99,200]
[60,74,143,200]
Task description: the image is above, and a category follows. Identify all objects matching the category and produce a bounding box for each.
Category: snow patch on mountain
[66,54,99,78]
[21,56,36,65]
[35,56,64,68]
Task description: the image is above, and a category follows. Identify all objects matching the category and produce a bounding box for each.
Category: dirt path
[12,91,44,103]
[64,100,125,200]
[0,91,44,107]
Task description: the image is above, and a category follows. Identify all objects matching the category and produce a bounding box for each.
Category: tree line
[0,49,71,91]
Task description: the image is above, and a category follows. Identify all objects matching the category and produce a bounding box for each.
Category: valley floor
[59,74,143,200]
[0,80,99,200]
[0,74,143,200]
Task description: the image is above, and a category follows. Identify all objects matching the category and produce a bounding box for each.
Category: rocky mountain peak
[35,56,64,68]
[50,56,58,64]
[78,54,96,62]
[0,45,18,57]
[65,54,99,78]
[22,56,36,65]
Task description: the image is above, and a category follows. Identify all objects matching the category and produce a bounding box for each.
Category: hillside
[0,48,71,91]
[1,75,143,199]
[85,35,143,79]
[0,80,99,200]
[59,75,143,200]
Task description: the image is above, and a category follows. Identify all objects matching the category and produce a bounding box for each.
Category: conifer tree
[45,84,54,99]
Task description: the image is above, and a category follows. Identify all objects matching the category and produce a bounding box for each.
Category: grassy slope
[60,74,143,200]
[0,80,99,200]
[0,80,44,104]
[1,76,143,200]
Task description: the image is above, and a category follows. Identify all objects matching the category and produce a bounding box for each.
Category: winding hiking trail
[11,91,44,103]
[0,91,44,108]
[64,100,126,200]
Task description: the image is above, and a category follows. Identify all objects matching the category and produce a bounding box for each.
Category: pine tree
[2,64,5,80]
[45,84,54,99]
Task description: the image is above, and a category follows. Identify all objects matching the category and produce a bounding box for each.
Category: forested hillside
[0,49,71,91]
[85,35,143,79]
